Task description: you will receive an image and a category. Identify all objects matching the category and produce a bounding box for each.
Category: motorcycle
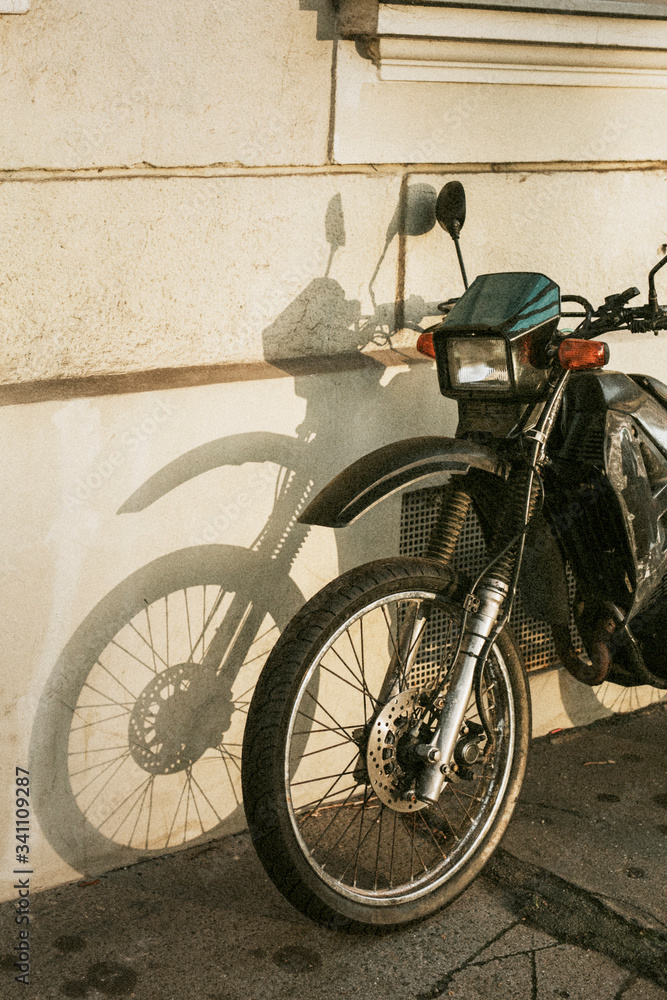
[241,181,667,929]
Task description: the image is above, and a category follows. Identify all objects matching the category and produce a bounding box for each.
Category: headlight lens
[447,337,510,389]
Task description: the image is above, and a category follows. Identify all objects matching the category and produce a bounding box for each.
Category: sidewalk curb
[483,847,667,987]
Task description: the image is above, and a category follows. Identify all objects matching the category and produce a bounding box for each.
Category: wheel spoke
[373,802,384,890]
[388,810,398,889]
[319,660,373,702]
[291,765,359,787]
[308,785,368,859]
[400,811,430,877]
[296,784,362,817]
[292,723,356,738]
[416,810,448,859]
[293,708,357,743]
[336,800,385,882]
[299,689,354,743]
[341,627,379,713]
[353,786,372,887]
[298,738,355,760]
[380,603,406,687]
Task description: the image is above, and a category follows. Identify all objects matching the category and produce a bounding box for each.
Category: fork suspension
[417,468,539,805]
[426,482,473,566]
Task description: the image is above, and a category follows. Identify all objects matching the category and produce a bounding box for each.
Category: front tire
[242,557,530,928]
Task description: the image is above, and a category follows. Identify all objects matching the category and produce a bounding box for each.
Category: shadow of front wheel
[30,545,305,875]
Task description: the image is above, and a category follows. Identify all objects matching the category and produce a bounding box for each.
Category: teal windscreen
[441,272,560,334]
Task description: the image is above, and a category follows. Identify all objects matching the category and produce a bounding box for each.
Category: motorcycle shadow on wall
[29,187,451,876]
[30,186,663,879]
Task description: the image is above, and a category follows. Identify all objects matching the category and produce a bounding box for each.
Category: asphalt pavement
[1,702,665,1000]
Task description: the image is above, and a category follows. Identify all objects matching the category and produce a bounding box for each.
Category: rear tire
[242,557,530,929]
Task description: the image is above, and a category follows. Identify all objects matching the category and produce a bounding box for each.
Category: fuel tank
[547,370,667,616]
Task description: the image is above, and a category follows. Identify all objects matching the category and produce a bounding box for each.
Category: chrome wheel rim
[284,589,515,906]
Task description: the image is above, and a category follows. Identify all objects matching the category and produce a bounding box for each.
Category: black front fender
[299,436,509,528]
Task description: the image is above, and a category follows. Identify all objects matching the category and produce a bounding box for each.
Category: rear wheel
[242,557,530,928]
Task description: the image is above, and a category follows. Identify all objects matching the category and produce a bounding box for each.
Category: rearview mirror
[436,181,466,239]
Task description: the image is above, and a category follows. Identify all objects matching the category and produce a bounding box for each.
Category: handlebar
[562,250,667,338]
[560,290,667,339]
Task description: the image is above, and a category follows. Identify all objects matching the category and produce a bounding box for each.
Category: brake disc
[366,688,428,812]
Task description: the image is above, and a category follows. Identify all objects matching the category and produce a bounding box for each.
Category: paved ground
[1,703,665,1000]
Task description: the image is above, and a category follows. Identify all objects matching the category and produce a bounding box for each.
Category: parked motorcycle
[242,181,667,929]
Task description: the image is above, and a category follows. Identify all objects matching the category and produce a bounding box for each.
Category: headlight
[446,337,510,390]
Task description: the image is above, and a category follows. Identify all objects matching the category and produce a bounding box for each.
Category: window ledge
[339,0,667,90]
[341,1,667,87]
[0,0,30,10]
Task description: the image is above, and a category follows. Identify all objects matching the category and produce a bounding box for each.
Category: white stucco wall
[0,173,401,382]
[0,1,665,382]
[0,0,333,169]
[334,39,667,164]
[1,169,666,382]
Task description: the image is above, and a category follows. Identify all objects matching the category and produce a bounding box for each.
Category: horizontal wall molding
[0,0,30,11]
[376,4,667,86]
[0,349,432,407]
[0,161,666,184]
[379,35,667,86]
[384,0,667,15]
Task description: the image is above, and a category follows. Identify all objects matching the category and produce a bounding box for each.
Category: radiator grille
[399,602,461,693]
[399,485,583,675]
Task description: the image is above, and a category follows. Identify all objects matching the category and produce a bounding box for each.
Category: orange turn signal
[417,332,436,359]
[558,338,609,371]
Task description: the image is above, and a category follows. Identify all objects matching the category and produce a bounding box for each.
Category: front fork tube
[413,373,567,806]
[416,576,509,805]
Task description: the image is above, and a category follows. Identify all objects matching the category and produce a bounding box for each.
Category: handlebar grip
[604,286,640,310]
[618,286,640,305]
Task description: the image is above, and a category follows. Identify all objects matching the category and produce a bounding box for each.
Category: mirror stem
[648,253,667,322]
[453,235,469,291]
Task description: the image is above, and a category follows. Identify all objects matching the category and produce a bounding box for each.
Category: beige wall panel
[529,670,665,737]
[0,361,453,897]
[0,0,332,169]
[0,172,402,382]
[4,169,664,387]
[405,170,667,381]
[334,42,667,164]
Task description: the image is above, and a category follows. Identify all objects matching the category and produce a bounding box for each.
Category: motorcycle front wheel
[242,557,530,928]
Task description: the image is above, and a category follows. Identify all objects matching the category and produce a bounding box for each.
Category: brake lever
[603,286,640,313]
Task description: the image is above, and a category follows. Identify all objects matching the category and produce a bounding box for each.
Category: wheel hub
[128,663,230,774]
[366,688,428,812]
